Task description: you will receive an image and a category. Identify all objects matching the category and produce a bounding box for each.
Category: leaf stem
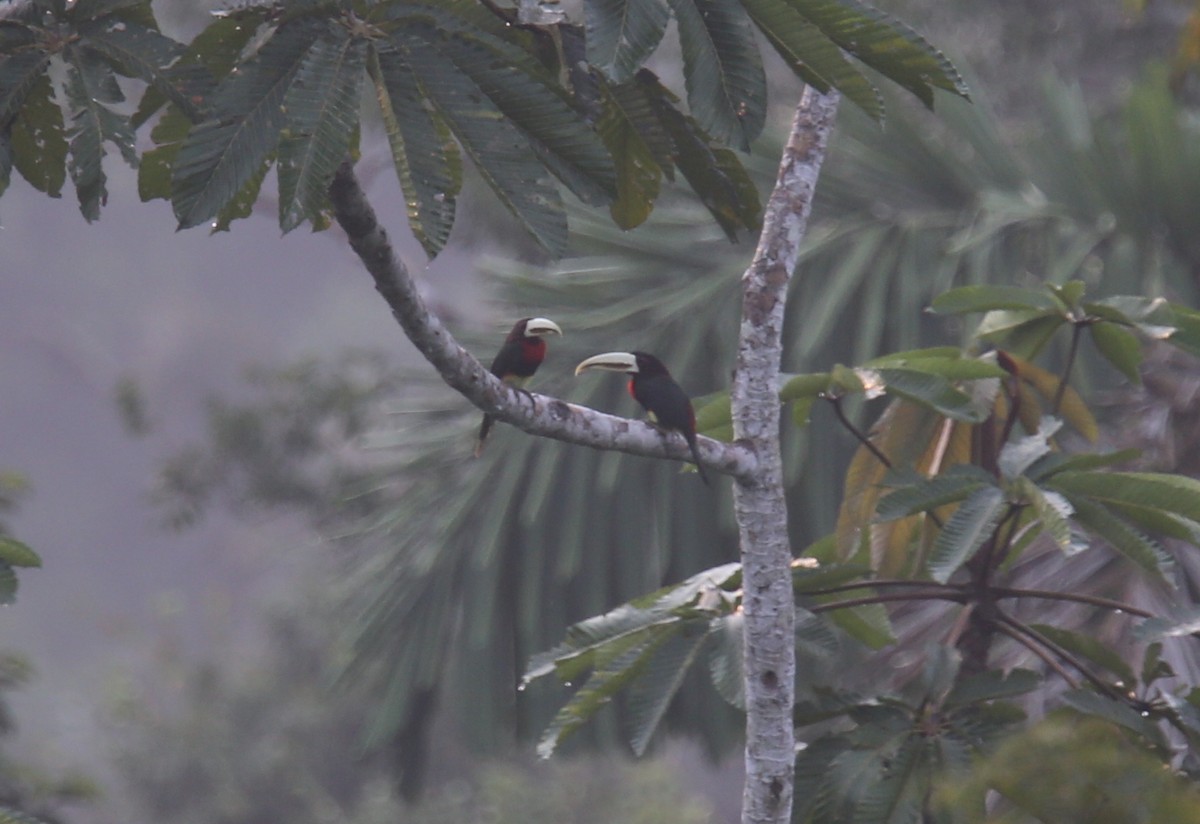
[1052,320,1085,415]
[808,590,966,613]
[992,616,1080,689]
[828,395,890,468]
[990,586,1153,618]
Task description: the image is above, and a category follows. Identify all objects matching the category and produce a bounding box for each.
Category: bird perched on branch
[575,350,708,484]
[475,317,563,457]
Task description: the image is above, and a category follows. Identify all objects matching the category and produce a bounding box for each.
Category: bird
[475,317,562,457]
[575,350,709,484]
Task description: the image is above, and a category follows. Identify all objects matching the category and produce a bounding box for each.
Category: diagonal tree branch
[327,161,757,479]
[733,86,840,824]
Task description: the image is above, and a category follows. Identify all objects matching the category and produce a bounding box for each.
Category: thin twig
[992,616,1080,689]
[828,395,890,468]
[990,586,1153,618]
[803,579,967,597]
[997,612,1122,699]
[808,590,965,613]
[1052,321,1085,415]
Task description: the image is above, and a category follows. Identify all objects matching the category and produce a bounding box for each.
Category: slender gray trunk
[732,87,840,824]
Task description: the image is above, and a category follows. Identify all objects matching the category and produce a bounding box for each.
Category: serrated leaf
[641,71,760,238]
[9,72,66,197]
[1088,320,1142,384]
[78,17,193,115]
[668,0,766,150]
[62,46,137,220]
[172,19,324,229]
[930,284,1059,314]
[395,31,568,256]
[876,367,988,422]
[741,0,882,120]
[369,44,459,256]
[1024,482,1076,553]
[1025,448,1141,482]
[785,0,968,106]
[1049,470,1200,523]
[595,75,664,228]
[586,0,670,82]
[536,620,683,758]
[626,623,708,755]
[0,538,40,568]
[929,485,1006,582]
[1058,492,1172,580]
[874,465,993,522]
[854,733,927,824]
[276,30,366,232]
[0,48,53,128]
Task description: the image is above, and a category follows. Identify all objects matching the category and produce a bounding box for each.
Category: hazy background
[0,0,1187,821]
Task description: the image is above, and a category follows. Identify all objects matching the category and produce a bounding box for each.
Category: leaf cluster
[526,278,1200,822]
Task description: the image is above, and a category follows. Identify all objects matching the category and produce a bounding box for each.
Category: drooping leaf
[1058,493,1172,580]
[0,537,41,568]
[1059,689,1168,751]
[785,0,968,108]
[585,0,670,82]
[77,16,194,116]
[0,48,52,128]
[276,29,366,232]
[928,485,1007,583]
[369,44,460,257]
[394,29,568,256]
[625,622,708,755]
[1048,470,1200,524]
[740,0,882,120]
[594,76,666,228]
[62,45,137,220]
[172,18,325,229]
[779,371,833,401]
[0,563,15,606]
[667,0,766,150]
[9,72,66,197]
[876,366,989,422]
[944,668,1041,709]
[1003,353,1098,441]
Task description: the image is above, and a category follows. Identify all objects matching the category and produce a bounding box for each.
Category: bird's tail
[474,414,494,458]
[687,434,710,485]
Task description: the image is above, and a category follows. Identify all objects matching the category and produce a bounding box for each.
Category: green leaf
[1061,493,1171,580]
[1088,321,1142,384]
[874,465,993,522]
[785,0,968,107]
[396,31,568,256]
[863,351,1006,381]
[0,538,40,568]
[0,48,53,129]
[9,72,67,197]
[172,19,324,229]
[1023,482,1076,554]
[997,422,1058,480]
[928,485,1006,583]
[1134,607,1200,642]
[625,623,708,755]
[708,613,744,708]
[594,75,664,228]
[944,668,1040,709]
[62,46,137,220]
[980,313,1065,359]
[0,563,15,606]
[586,0,670,82]
[276,29,366,232]
[536,620,683,758]
[77,17,193,115]
[779,371,832,401]
[875,367,988,422]
[424,22,616,206]
[641,72,761,238]
[1059,689,1167,751]
[1025,448,1141,482]
[369,44,460,257]
[930,285,1059,314]
[667,0,766,150]
[741,0,882,120]
[854,733,927,824]
[1048,471,1200,524]
[1029,624,1135,687]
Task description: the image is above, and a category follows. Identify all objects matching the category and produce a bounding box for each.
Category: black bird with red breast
[575,350,709,484]
[475,317,562,457]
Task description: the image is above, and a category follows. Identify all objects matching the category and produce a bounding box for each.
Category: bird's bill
[524,317,563,337]
[574,351,638,375]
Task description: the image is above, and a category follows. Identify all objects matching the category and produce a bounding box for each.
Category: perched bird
[475,317,563,457]
[575,350,709,484]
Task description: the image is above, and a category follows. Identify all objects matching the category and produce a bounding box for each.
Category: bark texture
[327,162,756,479]
[732,87,841,824]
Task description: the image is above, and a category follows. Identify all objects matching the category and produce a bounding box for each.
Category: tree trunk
[733,87,840,824]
